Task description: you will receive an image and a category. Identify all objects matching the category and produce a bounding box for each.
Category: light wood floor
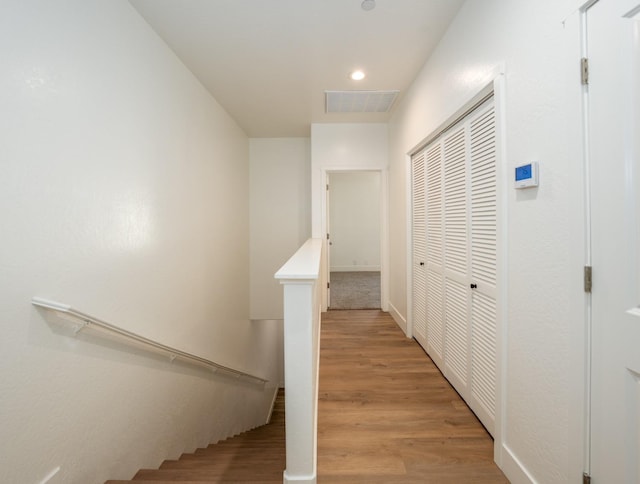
[317,310,508,483]
[106,310,508,483]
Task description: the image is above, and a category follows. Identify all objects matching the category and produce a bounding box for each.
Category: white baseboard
[283,471,316,484]
[388,302,407,335]
[500,443,537,484]
[330,266,380,272]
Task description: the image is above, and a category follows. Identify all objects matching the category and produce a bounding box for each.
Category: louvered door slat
[444,127,468,277]
[426,269,444,361]
[445,278,468,384]
[426,143,443,266]
[470,105,497,288]
[411,150,427,344]
[425,142,444,361]
[442,124,470,393]
[471,292,497,424]
[469,101,497,434]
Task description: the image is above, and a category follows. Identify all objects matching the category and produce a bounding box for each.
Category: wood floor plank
[107,310,508,483]
[317,309,508,483]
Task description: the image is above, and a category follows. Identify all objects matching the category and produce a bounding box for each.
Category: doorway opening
[327,171,381,309]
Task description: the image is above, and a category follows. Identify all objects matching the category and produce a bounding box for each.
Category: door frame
[405,67,508,466]
[579,3,595,478]
[320,167,389,313]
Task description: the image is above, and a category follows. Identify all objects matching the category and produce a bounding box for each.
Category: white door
[411,151,428,347]
[588,0,640,482]
[468,102,498,435]
[425,141,445,368]
[442,123,471,395]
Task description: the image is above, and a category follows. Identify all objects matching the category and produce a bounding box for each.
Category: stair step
[162,452,284,465]
[105,481,224,484]
[203,444,282,451]
[106,481,282,484]
[201,441,285,450]
[180,444,285,460]
[133,467,283,480]
[159,459,285,470]
[106,389,285,482]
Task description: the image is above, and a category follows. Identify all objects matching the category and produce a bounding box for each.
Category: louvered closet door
[411,150,427,347]
[424,142,445,367]
[468,101,497,435]
[442,125,471,395]
[410,95,498,437]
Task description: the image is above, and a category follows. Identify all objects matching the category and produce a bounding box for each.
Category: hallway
[317,310,508,483]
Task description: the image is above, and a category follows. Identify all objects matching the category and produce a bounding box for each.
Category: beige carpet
[329,271,381,309]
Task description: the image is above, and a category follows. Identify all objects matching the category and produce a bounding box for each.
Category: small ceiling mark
[361,0,376,12]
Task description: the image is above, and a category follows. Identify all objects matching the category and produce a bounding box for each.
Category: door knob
[470,283,477,289]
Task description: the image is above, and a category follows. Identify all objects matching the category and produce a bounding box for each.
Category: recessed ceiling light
[350,70,366,81]
[361,0,376,11]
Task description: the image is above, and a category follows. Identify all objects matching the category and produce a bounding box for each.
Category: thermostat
[514,162,539,189]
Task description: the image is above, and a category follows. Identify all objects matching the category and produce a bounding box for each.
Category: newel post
[275,238,322,484]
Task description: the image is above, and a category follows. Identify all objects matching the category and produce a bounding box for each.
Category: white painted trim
[492,67,509,472]
[321,167,389,313]
[405,153,414,339]
[330,265,381,272]
[265,386,280,424]
[380,167,390,312]
[388,301,408,336]
[283,471,316,484]
[578,4,593,479]
[404,64,509,471]
[500,444,537,484]
[276,239,322,484]
[548,4,595,481]
[275,239,322,280]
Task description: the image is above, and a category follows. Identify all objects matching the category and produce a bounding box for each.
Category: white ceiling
[129,0,465,137]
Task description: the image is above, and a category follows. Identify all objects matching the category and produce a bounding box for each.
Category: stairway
[105,390,285,484]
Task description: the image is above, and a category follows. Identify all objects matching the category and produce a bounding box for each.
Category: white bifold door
[411,96,498,435]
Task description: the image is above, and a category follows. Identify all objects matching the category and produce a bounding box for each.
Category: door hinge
[583,472,591,484]
[581,57,589,85]
[584,266,592,293]
[326,183,329,191]
[327,282,330,289]
[326,233,330,240]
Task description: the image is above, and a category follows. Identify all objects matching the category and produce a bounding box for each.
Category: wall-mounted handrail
[31,297,268,385]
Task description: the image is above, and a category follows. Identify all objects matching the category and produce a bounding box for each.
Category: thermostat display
[514,162,539,189]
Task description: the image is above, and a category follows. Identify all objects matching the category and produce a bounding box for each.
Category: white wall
[388,1,585,483]
[0,1,278,483]
[311,123,388,237]
[250,138,311,320]
[329,172,381,271]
